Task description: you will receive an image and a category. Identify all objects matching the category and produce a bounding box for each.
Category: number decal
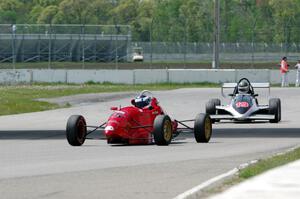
[236,101,249,108]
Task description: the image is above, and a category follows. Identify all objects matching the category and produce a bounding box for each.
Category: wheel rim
[163,120,172,141]
[77,118,86,143]
[204,117,212,140]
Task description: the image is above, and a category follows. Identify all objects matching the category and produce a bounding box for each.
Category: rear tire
[206,98,221,123]
[278,99,281,122]
[66,115,87,146]
[153,115,173,146]
[269,98,280,123]
[194,113,212,143]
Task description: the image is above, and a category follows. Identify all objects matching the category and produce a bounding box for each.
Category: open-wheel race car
[206,78,281,123]
[66,90,212,146]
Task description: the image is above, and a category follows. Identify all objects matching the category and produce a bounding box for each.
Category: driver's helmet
[238,80,250,93]
[134,95,151,108]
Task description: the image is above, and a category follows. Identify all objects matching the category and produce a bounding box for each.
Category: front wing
[210,114,275,120]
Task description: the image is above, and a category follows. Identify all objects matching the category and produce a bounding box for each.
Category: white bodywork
[212,94,274,121]
[211,82,275,121]
[132,53,144,62]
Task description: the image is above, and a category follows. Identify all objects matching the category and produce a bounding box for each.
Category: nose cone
[105,125,117,137]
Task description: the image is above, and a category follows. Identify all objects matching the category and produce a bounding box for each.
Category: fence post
[251,29,254,68]
[81,24,85,69]
[11,24,16,70]
[48,24,52,69]
[150,19,153,69]
[115,25,119,70]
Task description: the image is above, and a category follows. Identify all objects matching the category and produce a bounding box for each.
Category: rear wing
[221,82,270,97]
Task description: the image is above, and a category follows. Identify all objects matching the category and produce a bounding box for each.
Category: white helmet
[134,95,151,108]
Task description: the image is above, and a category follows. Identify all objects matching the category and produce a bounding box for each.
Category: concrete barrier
[270,70,297,84]
[33,69,67,83]
[134,69,168,84]
[66,70,134,84]
[0,69,296,85]
[236,69,270,83]
[168,69,236,83]
[0,69,31,83]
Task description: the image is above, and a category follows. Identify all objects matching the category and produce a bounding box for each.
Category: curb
[173,160,257,199]
[174,145,299,199]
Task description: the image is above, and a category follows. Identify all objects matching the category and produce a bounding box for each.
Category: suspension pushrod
[86,122,106,136]
[176,121,193,130]
[176,119,195,122]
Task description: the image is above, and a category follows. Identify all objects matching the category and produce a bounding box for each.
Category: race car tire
[206,98,221,123]
[278,99,281,122]
[269,98,280,123]
[194,113,212,143]
[66,115,87,146]
[153,115,172,146]
[212,98,221,106]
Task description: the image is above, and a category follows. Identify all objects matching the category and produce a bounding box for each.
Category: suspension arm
[85,122,107,136]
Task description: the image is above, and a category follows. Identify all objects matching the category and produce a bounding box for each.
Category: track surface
[0,88,299,199]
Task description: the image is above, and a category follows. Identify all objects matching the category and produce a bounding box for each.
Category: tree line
[1,0,300,43]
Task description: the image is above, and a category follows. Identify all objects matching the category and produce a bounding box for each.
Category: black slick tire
[66,115,87,146]
[206,98,221,123]
[153,115,172,146]
[194,113,212,143]
[269,98,280,123]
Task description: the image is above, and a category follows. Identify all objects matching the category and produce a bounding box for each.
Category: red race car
[66,90,212,146]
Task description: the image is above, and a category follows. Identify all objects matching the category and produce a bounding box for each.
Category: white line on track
[173,168,238,199]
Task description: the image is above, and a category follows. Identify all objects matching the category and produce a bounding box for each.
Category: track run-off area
[0,88,299,199]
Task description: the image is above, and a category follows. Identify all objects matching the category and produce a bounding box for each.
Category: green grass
[0,82,218,116]
[239,147,300,179]
[202,147,300,198]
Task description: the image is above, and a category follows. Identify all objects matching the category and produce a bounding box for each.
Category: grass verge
[202,147,300,198]
[0,82,218,116]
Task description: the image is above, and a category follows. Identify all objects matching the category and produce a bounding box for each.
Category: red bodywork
[104,97,178,144]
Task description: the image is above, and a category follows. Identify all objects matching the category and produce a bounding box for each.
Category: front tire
[153,115,173,146]
[194,113,212,143]
[278,99,281,122]
[66,115,87,146]
[206,98,221,123]
[269,98,281,123]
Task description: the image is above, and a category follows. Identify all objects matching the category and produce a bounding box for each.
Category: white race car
[132,47,143,62]
[206,78,281,123]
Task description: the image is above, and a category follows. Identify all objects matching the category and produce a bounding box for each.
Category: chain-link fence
[135,41,300,63]
[0,24,131,69]
[1,24,300,69]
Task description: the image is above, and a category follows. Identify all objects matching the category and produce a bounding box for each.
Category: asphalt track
[0,88,299,199]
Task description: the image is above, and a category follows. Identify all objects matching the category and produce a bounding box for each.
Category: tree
[0,0,24,23]
[55,0,93,24]
[111,0,140,39]
[135,0,154,41]
[37,5,59,24]
[269,0,300,43]
[90,0,114,24]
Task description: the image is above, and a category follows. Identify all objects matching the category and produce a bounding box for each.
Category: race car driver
[134,95,152,109]
[233,79,253,95]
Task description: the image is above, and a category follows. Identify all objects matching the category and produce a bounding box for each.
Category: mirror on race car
[131,99,136,106]
[110,107,118,111]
